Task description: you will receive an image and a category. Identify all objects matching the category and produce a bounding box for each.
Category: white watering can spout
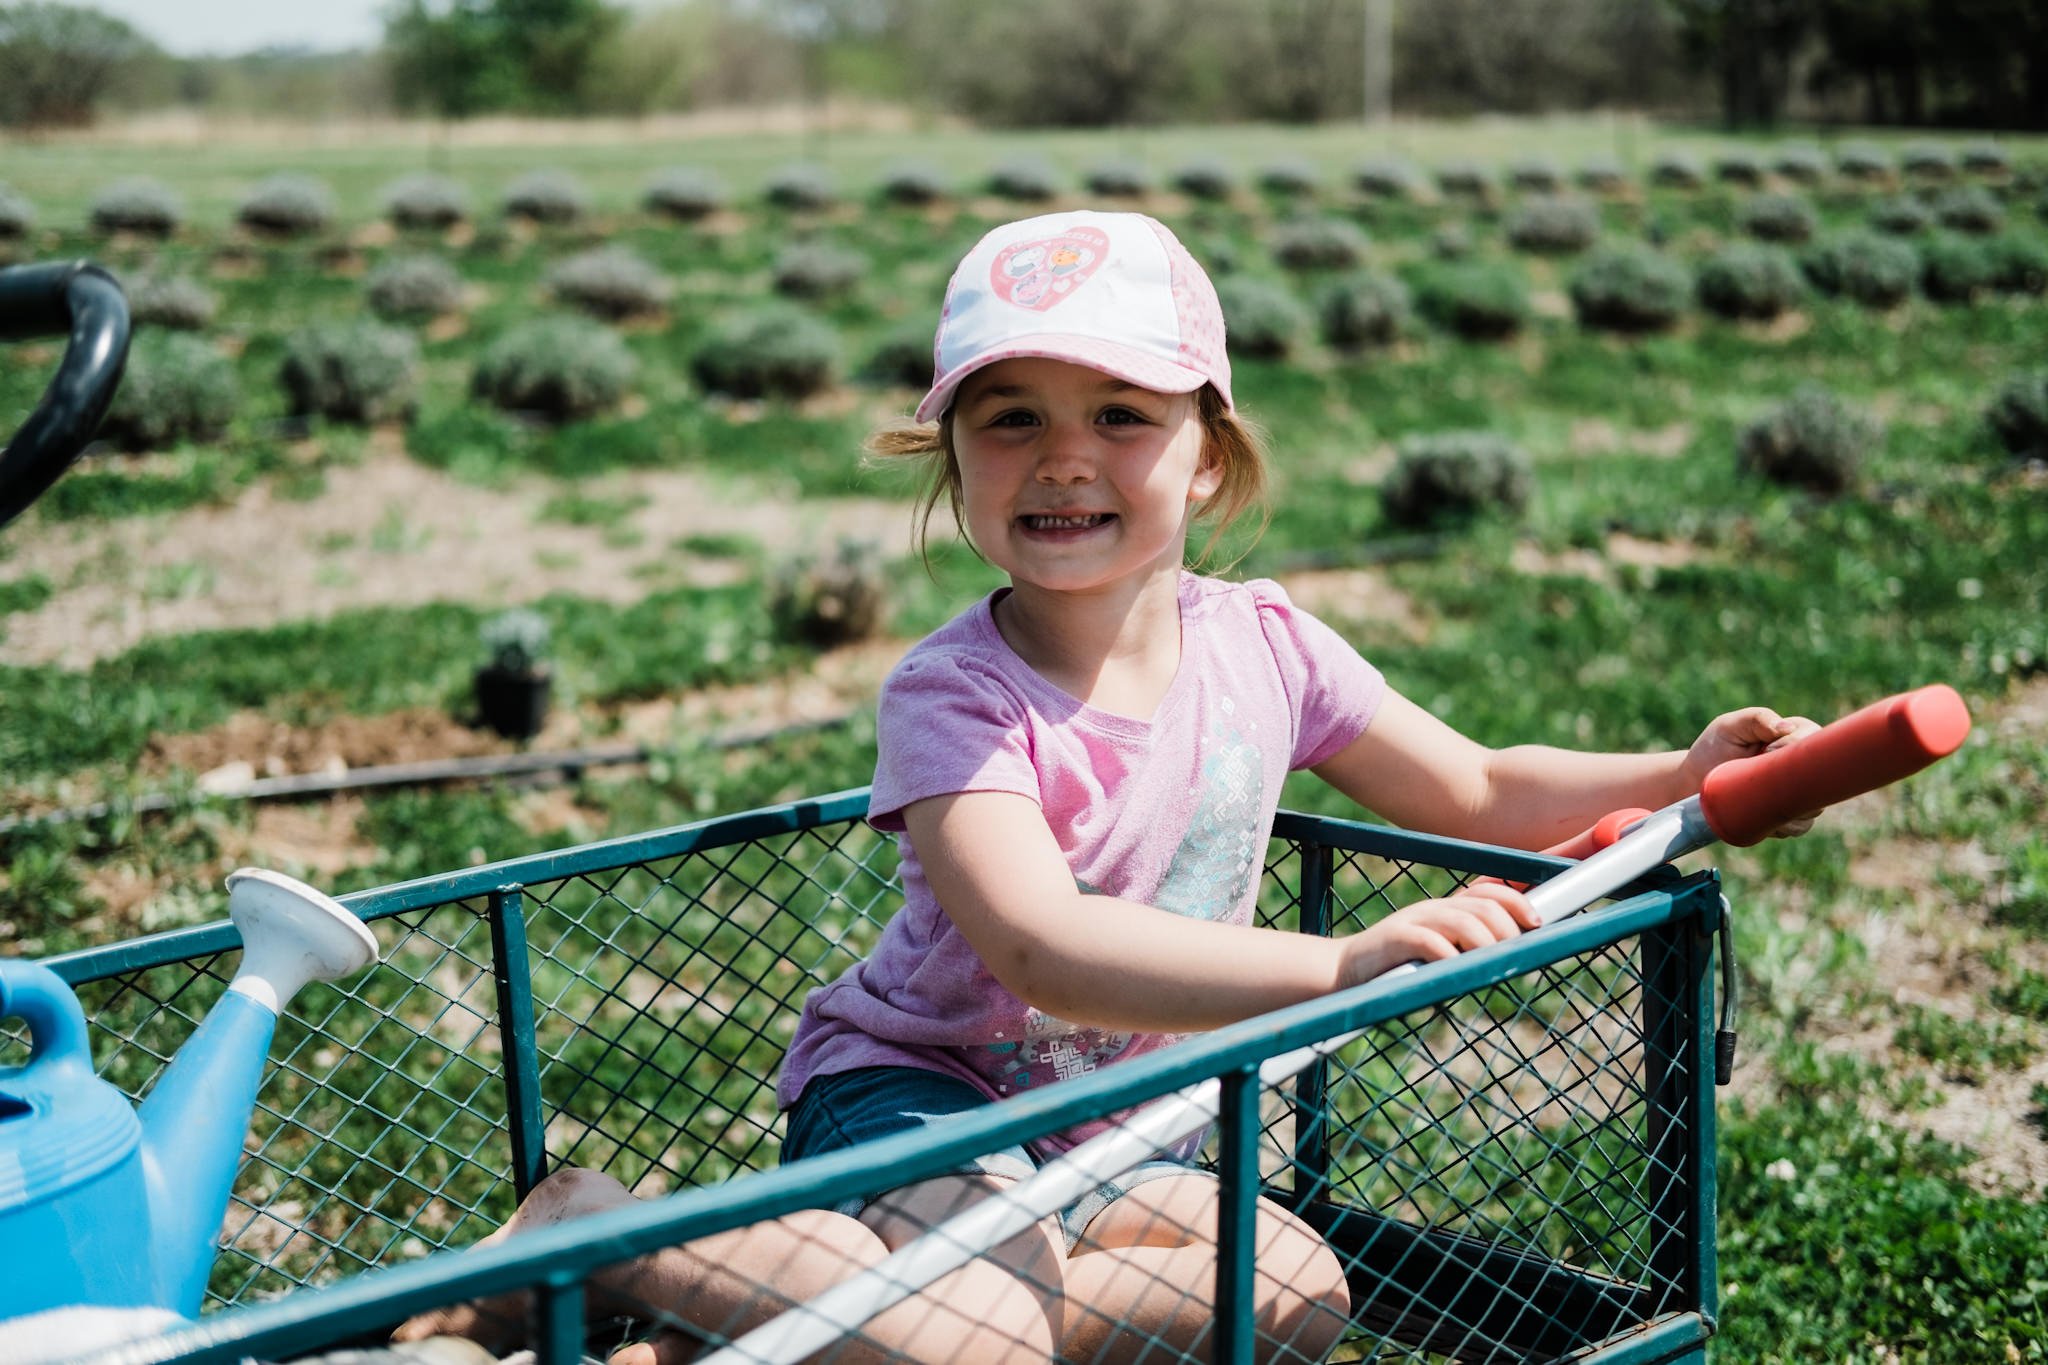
[222,868,380,1014]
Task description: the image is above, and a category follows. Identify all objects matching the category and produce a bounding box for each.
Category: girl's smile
[1017,511,1113,537]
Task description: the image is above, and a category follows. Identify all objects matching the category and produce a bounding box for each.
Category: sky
[88,0,389,56]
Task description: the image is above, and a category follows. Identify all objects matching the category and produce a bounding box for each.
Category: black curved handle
[0,261,131,531]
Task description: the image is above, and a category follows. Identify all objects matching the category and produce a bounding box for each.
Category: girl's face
[951,357,1220,597]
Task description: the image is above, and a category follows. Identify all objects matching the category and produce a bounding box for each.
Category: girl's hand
[1682,707,1823,837]
[1336,883,1541,989]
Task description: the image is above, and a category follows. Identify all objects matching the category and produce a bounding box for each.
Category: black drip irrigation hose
[0,711,857,839]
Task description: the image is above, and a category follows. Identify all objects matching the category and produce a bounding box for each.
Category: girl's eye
[989,409,1039,428]
[1099,407,1147,426]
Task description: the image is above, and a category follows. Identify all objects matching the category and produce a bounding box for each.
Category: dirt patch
[316,248,367,279]
[1567,419,1694,459]
[0,439,919,669]
[209,248,263,280]
[652,649,894,740]
[1510,530,1715,585]
[1742,309,1811,344]
[1868,391,1957,427]
[1607,532,1706,569]
[1274,566,1430,643]
[1844,841,2019,1006]
[240,796,382,881]
[76,862,166,927]
[1989,673,2048,739]
[1340,442,1398,487]
[141,707,508,783]
[509,787,608,845]
[1723,908,2048,1198]
[1908,1060,2048,1195]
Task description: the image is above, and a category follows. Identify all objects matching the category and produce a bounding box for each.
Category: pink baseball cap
[915,210,1232,423]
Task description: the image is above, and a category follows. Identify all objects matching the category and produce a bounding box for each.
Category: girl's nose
[1034,424,1098,484]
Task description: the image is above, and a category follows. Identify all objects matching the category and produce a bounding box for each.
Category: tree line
[2,0,2042,132]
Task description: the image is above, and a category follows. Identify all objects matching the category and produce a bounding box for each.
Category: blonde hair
[865,384,1270,571]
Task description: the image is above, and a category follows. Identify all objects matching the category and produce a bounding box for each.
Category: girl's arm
[903,789,1536,1034]
[1312,688,1817,850]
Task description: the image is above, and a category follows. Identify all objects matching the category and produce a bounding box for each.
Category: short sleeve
[868,651,1044,831]
[1251,580,1386,770]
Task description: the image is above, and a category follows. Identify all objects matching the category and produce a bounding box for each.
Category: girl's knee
[776,1207,889,1276]
[1273,1231,1348,1314]
[740,1210,1055,1363]
[871,1259,1057,1364]
[528,1166,633,1214]
[1253,1216,1351,1360]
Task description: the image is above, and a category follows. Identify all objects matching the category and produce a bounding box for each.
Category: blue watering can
[0,869,378,1322]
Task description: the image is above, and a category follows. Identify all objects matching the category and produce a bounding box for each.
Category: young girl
[400,210,1815,1365]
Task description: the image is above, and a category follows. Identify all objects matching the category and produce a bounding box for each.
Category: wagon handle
[1698,683,1971,847]
[1523,682,1972,924]
[0,261,131,531]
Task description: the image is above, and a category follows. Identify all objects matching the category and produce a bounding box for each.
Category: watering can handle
[0,261,132,532]
[0,959,96,1074]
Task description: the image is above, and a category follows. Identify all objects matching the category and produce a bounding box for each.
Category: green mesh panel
[13,804,1713,1365]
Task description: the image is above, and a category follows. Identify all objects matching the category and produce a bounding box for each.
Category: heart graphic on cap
[990,227,1109,311]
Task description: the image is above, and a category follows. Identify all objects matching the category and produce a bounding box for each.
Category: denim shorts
[782,1065,1211,1251]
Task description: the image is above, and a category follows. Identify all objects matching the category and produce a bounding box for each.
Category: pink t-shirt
[776,573,1385,1155]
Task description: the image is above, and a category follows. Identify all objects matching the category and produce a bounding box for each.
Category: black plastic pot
[474,665,551,740]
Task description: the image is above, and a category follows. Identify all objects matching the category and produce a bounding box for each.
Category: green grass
[1892,1004,2036,1082]
[0,572,52,615]
[1992,969,2048,1023]
[0,580,800,779]
[536,488,650,528]
[1720,1097,2048,1360]
[1997,835,2048,934]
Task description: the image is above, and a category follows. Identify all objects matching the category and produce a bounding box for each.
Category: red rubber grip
[1487,807,1654,891]
[1698,684,1972,847]
[1539,807,1651,860]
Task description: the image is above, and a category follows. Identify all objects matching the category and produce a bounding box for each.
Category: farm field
[3,118,2048,1360]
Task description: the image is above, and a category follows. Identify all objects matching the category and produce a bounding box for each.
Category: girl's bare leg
[616,1173,1064,1365]
[396,1167,1063,1364]
[391,1169,882,1356]
[1058,1176,1351,1365]
[846,1173,1066,1364]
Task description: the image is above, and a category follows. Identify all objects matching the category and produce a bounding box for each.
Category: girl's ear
[1188,440,1226,503]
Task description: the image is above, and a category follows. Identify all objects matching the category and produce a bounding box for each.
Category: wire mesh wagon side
[25,789,1727,1364]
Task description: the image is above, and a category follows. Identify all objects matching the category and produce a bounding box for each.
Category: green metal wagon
[29,787,1731,1364]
